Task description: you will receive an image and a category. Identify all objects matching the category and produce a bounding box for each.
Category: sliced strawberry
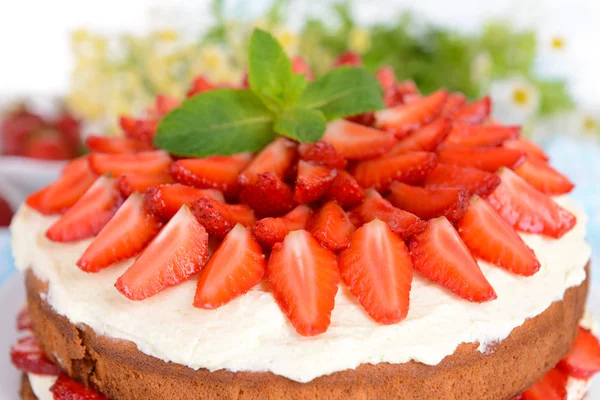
[26,157,97,215]
[119,117,159,143]
[425,163,501,197]
[238,172,296,218]
[487,168,576,238]
[46,177,122,242]
[187,76,215,98]
[345,112,376,127]
[514,158,574,195]
[374,90,448,137]
[51,374,106,399]
[454,96,491,124]
[77,194,162,272]
[252,205,312,248]
[351,151,438,190]
[376,66,398,107]
[294,161,337,204]
[89,150,172,176]
[521,368,568,400]
[23,131,73,160]
[85,135,152,153]
[557,327,600,379]
[441,92,467,116]
[322,119,395,160]
[118,173,173,197]
[119,115,138,137]
[10,336,60,375]
[409,217,496,302]
[239,138,297,185]
[324,170,365,209]
[267,230,339,336]
[389,182,469,221]
[192,197,256,239]
[351,190,427,240]
[457,196,540,276]
[339,219,412,323]
[155,94,180,116]
[145,183,224,220]
[437,147,526,172]
[332,51,363,67]
[194,224,266,309]
[308,201,355,252]
[444,124,520,148]
[291,56,314,80]
[298,140,347,169]
[16,307,32,331]
[115,205,209,300]
[389,118,452,155]
[504,137,549,161]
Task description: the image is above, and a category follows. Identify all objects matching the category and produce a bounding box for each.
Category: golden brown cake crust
[24,265,589,400]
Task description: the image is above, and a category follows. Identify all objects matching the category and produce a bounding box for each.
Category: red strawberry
[194,224,266,309]
[345,112,376,127]
[333,51,363,67]
[23,130,73,160]
[89,150,172,176]
[16,307,32,331]
[26,157,97,215]
[239,172,296,218]
[145,183,224,220]
[298,140,347,169]
[425,163,501,197]
[339,219,413,323]
[521,368,568,400]
[437,147,526,172]
[10,336,60,375]
[557,327,600,379]
[119,115,138,137]
[441,92,467,116]
[53,112,82,152]
[504,137,549,161]
[409,217,497,302]
[322,119,395,160]
[351,190,427,240]
[154,94,180,116]
[351,151,438,190]
[454,96,491,124]
[267,230,340,336]
[118,173,174,197]
[294,161,337,204]
[46,177,122,242]
[376,66,398,107]
[252,205,312,248]
[444,124,520,148]
[374,90,448,137]
[85,135,152,153]
[487,168,576,238]
[395,80,421,105]
[187,76,215,98]
[0,196,14,227]
[514,158,574,195]
[1,109,45,155]
[389,182,469,221]
[291,56,314,80]
[324,170,365,209]
[389,118,452,155]
[51,374,106,400]
[119,117,159,144]
[192,197,256,239]
[308,201,355,251]
[116,205,209,300]
[239,138,297,185]
[77,194,162,272]
[458,196,540,276]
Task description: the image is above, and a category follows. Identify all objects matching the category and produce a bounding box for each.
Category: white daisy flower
[489,77,540,125]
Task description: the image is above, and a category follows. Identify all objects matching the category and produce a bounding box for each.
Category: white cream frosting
[27,374,55,400]
[11,197,591,383]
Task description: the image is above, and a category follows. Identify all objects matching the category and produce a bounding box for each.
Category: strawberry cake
[8,32,600,400]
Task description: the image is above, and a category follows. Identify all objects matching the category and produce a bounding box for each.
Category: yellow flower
[274,29,298,55]
[154,29,179,42]
[550,36,566,51]
[348,27,371,54]
[582,115,600,134]
[199,45,228,71]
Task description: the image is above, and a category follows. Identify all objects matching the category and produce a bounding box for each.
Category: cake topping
[557,327,600,379]
[252,205,312,249]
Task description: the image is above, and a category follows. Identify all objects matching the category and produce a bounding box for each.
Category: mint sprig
[155,29,384,157]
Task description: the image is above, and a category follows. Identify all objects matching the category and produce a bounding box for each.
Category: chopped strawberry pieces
[268,230,340,336]
[238,172,296,218]
[441,92,467,116]
[444,124,520,148]
[339,219,413,323]
[324,170,365,209]
[454,96,491,124]
[89,150,172,177]
[308,201,355,252]
[239,138,297,185]
[504,137,549,161]
[389,118,452,155]
[77,194,163,272]
[409,217,496,302]
[332,51,363,67]
[395,80,421,105]
[291,56,314,80]
[154,94,181,116]
[322,119,395,160]
[192,197,256,239]
[557,327,600,379]
[10,335,61,375]
[145,183,224,220]
[253,205,312,248]
[389,182,469,221]
[51,374,107,399]
[514,158,574,195]
[457,196,540,276]
[116,205,209,300]
[119,117,159,144]
[298,140,347,169]
[376,66,398,107]
[85,135,152,154]
[16,307,32,331]
[425,163,501,197]
[118,173,173,197]
[186,76,216,98]
[487,168,576,238]
[194,224,266,309]
[294,161,337,204]
[520,368,568,400]
[437,147,526,172]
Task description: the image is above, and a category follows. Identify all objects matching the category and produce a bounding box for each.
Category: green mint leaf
[297,67,385,120]
[283,73,308,105]
[154,89,275,157]
[274,108,327,143]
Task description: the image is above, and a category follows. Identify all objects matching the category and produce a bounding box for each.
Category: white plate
[0,275,599,400]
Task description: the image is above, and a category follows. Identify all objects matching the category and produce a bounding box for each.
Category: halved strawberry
[145,183,224,220]
[374,90,448,137]
[26,156,97,215]
[322,119,395,160]
[89,150,172,176]
[170,153,251,197]
[51,374,106,400]
[267,230,339,336]
[521,368,568,400]
[238,172,296,218]
[425,163,501,197]
[324,170,365,209]
[239,138,297,185]
[557,327,600,379]
[85,135,152,154]
[351,190,427,240]
[308,201,355,252]
[457,196,540,276]
[487,168,576,238]
[409,217,497,302]
[192,197,256,239]
[339,219,413,323]
[187,76,215,98]
[441,92,467,116]
[454,96,491,124]
[253,205,312,248]
[16,307,32,331]
[294,161,337,204]
[444,124,520,148]
[292,56,314,80]
[298,140,347,169]
[333,51,363,67]
[115,205,209,300]
[119,117,159,144]
[514,158,574,195]
[437,147,526,172]
[504,137,549,161]
[351,151,438,190]
[10,335,61,375]
[46,177,122,242]
[118,173,174,197]
[389,182,469,221]
[77,194,163,272]
[194,224,266,309]
[389,118,452,155]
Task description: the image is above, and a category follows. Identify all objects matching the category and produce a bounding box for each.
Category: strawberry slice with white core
[425,163,501,197]
[308,201,355,252]
[194,224,266,309]
[504,137,549,161]
[520,368,568,400]
[239,137,297,185]
[118,173,174,197]
[115,205,209,301]
[46,176,122,242]
[322,119,395,160]
[293,161,337,204]
[85,135,152,154]
[324,170,365,209]
[192,197,256,239]
[267,230,340,336]
[487,168,576,238]
[437,147,526,172]
[514,158,574,195]
[144,183,224,220]
[89,150,172,176]
[51,374,107,400]
[389,117,452,155]
[409,217,497,302]
[77,194,163,272]
[457,196,540,276]
[10,336,61,375]
[238,172,296,218]
[252,205,312,248]
[444,124,520,148]
[389,182,469,221]
[557,327,600,379]
[454,96,491,124]
[339,219,413,323]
